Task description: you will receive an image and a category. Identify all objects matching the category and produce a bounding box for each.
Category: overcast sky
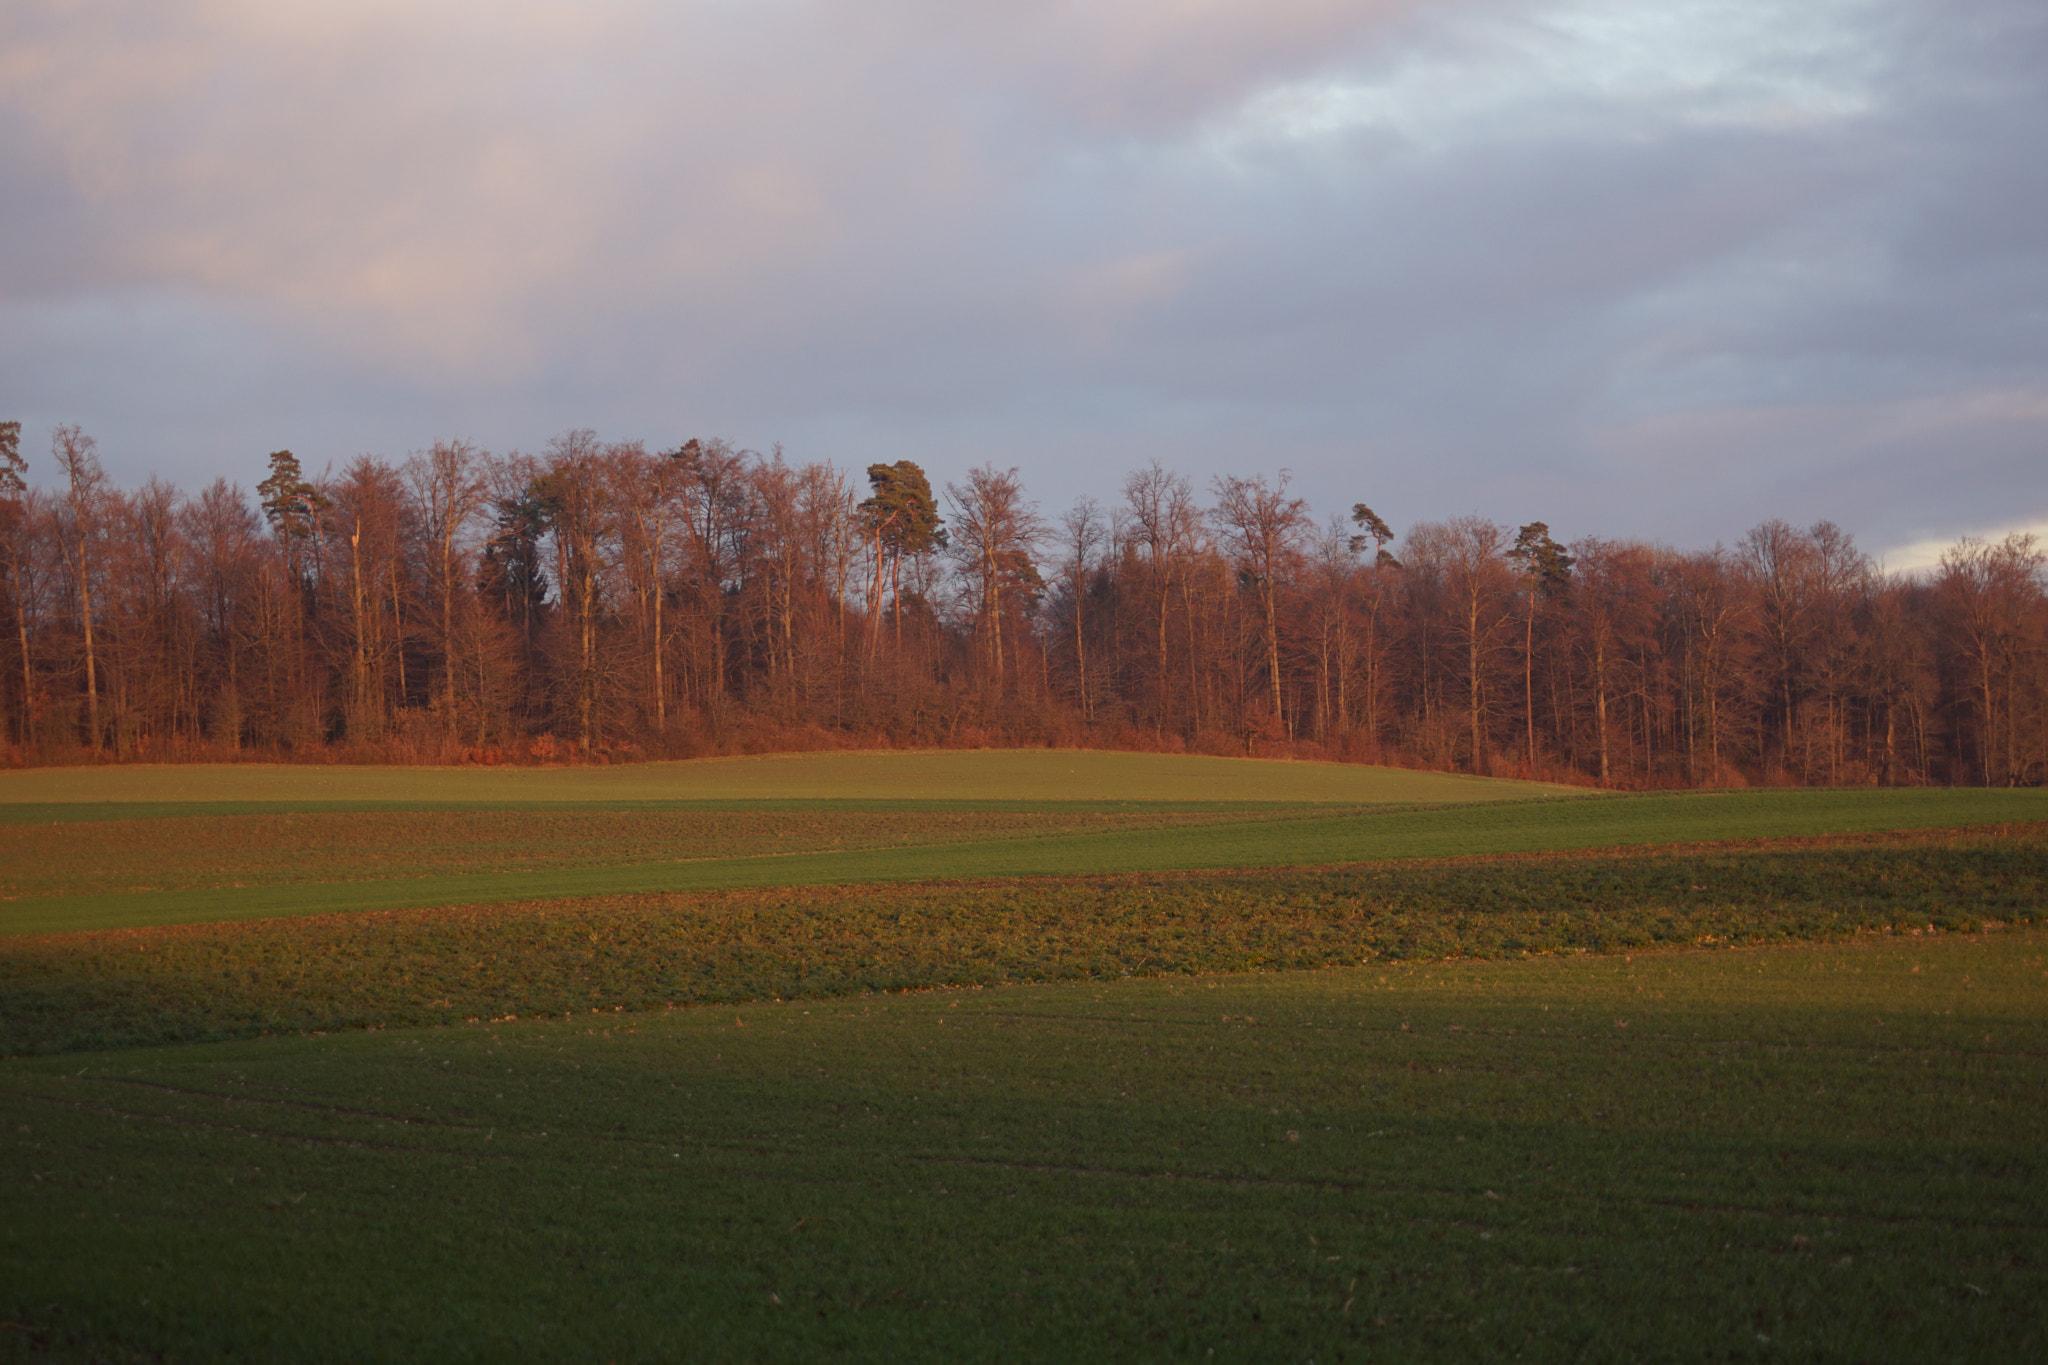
[3,0,2043,568]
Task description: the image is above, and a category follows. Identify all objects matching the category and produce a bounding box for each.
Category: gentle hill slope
[0,750,1571,807]
[5,787,2044,936]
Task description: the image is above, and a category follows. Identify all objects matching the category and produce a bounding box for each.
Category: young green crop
[0,805,1276,899]
[3,932,2041,1361]
[5,829,2038,1056]
[7,787,2044,936]
[0,749,1570,807]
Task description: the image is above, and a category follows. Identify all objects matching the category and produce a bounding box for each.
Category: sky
[3,0,2044,570]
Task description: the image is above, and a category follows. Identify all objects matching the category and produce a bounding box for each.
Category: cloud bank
[2,0,2043,560]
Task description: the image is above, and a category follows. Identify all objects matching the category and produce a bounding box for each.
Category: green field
[4,828,2041,1058]
[4,766,2044,937]
[0,749,1568,807]
[4,934,2042,1361]
[3,754,2045,1359]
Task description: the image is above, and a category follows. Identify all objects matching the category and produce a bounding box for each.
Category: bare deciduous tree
[1938,533,2047,787]
[406,439,490,730]
[946,466,1045,693]
[1211,473,1309,740]
[1056,497,1106,720]
[52,425,107,748]
[0,430,2039,785]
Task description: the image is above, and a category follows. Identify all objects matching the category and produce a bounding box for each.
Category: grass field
[3,754,2045,1359]
[5,827,2043,1056]
[6,783,2046,937]
[0,749,1569,807]
[0,806,1282,900]
[4,933,2042,1361]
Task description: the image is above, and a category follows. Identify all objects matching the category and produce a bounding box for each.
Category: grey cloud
[0,0,2042,562]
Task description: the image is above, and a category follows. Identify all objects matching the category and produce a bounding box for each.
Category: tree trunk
[1523,590,1535,775]
[441,526,457,720]
[1466,598,1483,774]
[1265,585,1284,734]
[652,558,665,731]
[1156,579,1171,733]
[349,520,369,737]
[1980,655,1996,787]
[10,556,29,744]
[73,549,100,749]
[580,555,597,754]
[1072,577,1088,721]
[1594,635,1610,786]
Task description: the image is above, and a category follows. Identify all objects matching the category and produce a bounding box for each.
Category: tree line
[0,419,2042,786]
